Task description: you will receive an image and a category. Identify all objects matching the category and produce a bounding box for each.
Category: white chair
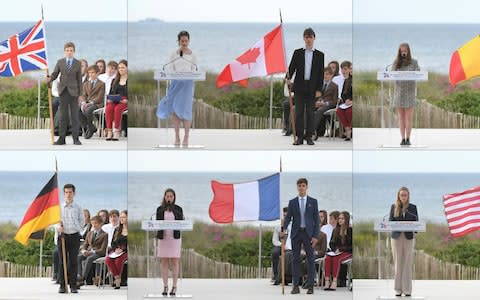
[93,95,107,137]
[315,256,325,288]
[323,101,341,140]
[341,257,353,291]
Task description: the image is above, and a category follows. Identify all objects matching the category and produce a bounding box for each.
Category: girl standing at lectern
[156,188,184,296]
[389,186,418,297]
[392,43,420,146]
[157,30,198,147]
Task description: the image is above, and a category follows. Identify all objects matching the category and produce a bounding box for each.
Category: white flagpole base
[378,144,428,149]
[377,296,426,300]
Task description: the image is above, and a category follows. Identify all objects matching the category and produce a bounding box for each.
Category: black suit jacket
[50,58,83,96]
[389,203,418,240]
[287,48,324,95]
[156,204,184,240]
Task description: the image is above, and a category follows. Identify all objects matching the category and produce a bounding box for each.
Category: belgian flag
[449,35,480,86]
[14,173,61,246]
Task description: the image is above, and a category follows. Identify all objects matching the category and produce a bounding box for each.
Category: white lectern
[154,71,206,149]
[374,220,426,300]
[377,71,428,148]
[142,220,193,298]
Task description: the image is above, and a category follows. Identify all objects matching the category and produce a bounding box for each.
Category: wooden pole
[281,231,285,294]
[286,78,297,144]
[61,234,69,293]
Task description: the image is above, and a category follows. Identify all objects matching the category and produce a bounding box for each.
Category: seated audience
[105,210,128,289]
[314,67,338,139]
[336,61,353,141]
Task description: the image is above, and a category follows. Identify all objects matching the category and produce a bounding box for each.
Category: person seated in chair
[314,67,338,140]
[77,215,107,287]
[79,65,105,139]
[336,61,353,141]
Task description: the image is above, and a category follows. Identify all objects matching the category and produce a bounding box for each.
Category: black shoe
[169,287,176,296]
[58,286,66,293]
[293,139,303,145]
[73,139,82,145]
[395,293,402,297]
[54,138,66,145]
[114,286,120,289]
[405,138,411,146]
[162,287,168,296]
[291,285,300,294]
[306,138,315,145]
[405,294,411,297]
[273,280,280,285]
[284,131,292,136]
[85,129,94,139]
[307,287,314,294]
[70,286,78,293]
[400,138,406,146]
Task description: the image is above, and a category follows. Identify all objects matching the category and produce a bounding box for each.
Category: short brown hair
[329,211,340,220]
[324,67,333,75]
[109,209,120,217]
[107,60,118,68]
[340,61,352,69]
[87,65,99,73]
[303,28,315,38]
[90,215,102,224]
[296,178,308,186]
[64,42,75,51]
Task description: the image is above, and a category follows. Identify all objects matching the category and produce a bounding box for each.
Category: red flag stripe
[443,186,480,237]
[209,181,234,223]
[264,24,286,74]
[449,50,466,86]
[22,20,42,47]
[448,214,480,229]
[445,202,480,216]
[450,223,480,237]
[443,186,480,201]
[216,65,233,88]
[444,195,480,208]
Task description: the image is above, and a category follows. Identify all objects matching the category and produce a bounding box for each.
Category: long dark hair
[161,188,176,209]
[111,59,128,89]
[332,211,350,244]
[113,210,128,242]
[328,61,340,76]
[393,43,412,70]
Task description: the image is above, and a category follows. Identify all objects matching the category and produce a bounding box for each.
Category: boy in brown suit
[77,215,107,287]
[79,65,105,139]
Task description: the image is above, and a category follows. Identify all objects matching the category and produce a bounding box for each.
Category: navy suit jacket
[284,196,320,240]
[389,203,418,240]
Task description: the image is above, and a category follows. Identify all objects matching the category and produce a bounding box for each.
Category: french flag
[209,173,280,224]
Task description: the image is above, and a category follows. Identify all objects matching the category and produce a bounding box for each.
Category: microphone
[405,210,418,220]
[382,212,391,221]
[180,50,183,57]
[384,63,393,71]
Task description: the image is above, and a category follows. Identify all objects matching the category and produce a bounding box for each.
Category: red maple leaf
[236,47,261,66]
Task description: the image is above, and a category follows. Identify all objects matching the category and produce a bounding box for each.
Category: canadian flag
[216,24,287,88]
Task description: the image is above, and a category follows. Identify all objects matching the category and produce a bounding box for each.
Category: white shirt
[98,73,116,96]
[332,74,346,100]
[102,223,119,248]
[321,224,334,251]
[272,224,282,247]
[304,48,314,80]
[168,50,198,72]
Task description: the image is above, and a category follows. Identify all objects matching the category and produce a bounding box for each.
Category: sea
[354,172,480,224]
[1,22,476,75]
[0,171,127,225]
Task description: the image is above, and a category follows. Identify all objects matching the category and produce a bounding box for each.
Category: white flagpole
[258,223,262,278]
[269,75,273,130]
[39,239,43,277]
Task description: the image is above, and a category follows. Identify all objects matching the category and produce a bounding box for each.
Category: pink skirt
[156,230,182,258]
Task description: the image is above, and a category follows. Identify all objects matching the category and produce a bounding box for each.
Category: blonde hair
[394,186,410,217]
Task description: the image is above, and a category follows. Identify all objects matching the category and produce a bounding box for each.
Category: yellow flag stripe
[14,205,61,246]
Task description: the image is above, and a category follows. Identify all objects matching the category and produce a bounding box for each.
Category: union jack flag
[0,20,48,77]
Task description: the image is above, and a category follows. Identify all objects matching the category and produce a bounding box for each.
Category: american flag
[0,20,48,77]
[443,186,480,238]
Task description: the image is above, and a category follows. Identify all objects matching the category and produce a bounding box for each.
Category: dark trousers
[77,252,100,279]
[53,246,59,279]
[292,230,315,287]
[52,98,60,119]
[314,103,336,137]
[294,88,315,140]
[283,99,292,132]
[58,233,80,288]
[271,246,281,282]
[79,104,99,132]
[58,90,80,140]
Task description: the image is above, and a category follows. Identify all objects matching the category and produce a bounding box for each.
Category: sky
[354,151,480,173]
[0,151,127,172]
[354,0,480,23]
[128,150,352,173]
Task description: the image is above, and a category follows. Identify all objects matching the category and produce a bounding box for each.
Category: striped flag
[443,186,480,238]
[209,173,280,224]
[14,173,61,245]
[449,35,480,86]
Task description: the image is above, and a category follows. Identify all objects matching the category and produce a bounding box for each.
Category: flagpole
[279,155,285,294]
[55,155,67,292]
[42,5,55,144]
[258,223,262,279]
[39,239,43,277]
[269,75,273,130]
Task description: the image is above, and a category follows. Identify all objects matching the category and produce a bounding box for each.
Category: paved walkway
[355,279,480,300]
[0,278,126,300]
[128,278,351,299]
[354,128,480,150]
[0,130,126,150]
[128,128,352,150]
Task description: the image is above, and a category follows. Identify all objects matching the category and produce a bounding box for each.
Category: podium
[154,71,206,149]
[377,71,428,148]
[374,221,426,300]
[141,220,193,298]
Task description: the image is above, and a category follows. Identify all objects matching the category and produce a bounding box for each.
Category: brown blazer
[81,229,108,256]
[319,81,339,107]
[80,80,105,107]
[50,58,83,96]
[314,231,327,258]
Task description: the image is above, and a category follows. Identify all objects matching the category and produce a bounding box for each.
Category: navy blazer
[284,196,320,240]
[389,203,418,240]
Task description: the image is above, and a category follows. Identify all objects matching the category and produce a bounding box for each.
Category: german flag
[449,35,480,86]
[14,173,61,246]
